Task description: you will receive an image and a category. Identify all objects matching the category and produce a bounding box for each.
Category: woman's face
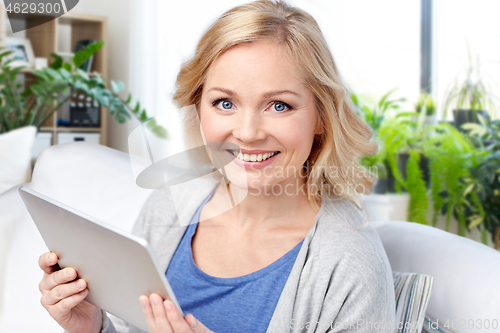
[199,39,321,192]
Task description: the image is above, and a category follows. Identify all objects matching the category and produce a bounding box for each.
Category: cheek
[282,117,316,154]
[200,111,225,142]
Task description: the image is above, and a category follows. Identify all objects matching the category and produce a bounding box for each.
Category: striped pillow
[393,271,434,333]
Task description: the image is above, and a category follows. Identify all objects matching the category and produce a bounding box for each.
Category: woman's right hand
[38,252,103,333]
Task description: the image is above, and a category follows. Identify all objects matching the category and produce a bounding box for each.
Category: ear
[313,110,324,135]
[314,121,324,135]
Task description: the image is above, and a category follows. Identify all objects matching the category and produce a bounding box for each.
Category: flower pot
[411,114,437,125]
[0,126,37,195]
[362,192,410,222]
[453,109,489,132]
[426,114,437,125]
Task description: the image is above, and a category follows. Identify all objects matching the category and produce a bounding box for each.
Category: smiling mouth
[227,150,280,162]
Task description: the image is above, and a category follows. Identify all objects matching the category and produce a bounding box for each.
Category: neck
[210,175,319,230]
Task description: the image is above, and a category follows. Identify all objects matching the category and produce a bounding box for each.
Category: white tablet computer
[18,186,183,332]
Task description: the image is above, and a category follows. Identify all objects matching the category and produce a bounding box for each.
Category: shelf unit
[0,9,108,146]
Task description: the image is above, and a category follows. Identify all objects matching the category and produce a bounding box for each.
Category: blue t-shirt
[165,189,304,333]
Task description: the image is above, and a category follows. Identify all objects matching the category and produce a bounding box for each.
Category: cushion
[0,126,36,195]
[393,271,433,333]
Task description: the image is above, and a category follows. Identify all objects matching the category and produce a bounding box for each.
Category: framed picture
[5,37,35,69]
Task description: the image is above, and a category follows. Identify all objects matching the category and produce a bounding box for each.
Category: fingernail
[151,295,160,306]
[66,269,71,278]
[50,254,56,263]
[189,314,198,328]
[76,280,84,289]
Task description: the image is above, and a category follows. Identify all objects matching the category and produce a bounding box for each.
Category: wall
[70,0,133,152]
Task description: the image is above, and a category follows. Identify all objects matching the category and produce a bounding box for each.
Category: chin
[222,162,277,190]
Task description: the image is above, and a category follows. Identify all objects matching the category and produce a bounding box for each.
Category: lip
[227,150,280,170]
[228,148,280,155]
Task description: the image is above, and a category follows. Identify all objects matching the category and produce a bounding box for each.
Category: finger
[165,299,192,333]
[151,293,173,333]
[38,252,59,274]
[49,288,89,318]
[40,267,77,291]
[44,279,87,306]
[139,295,157,331]
[185,313,212,333]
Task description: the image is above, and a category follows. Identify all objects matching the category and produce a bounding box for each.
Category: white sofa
[1,143,499,333]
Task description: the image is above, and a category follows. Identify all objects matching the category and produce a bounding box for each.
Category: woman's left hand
[139,293,214,333]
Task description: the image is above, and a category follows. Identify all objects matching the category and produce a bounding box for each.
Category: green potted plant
[376,109,433,224]
[423,123,481,233]
[364,107,479,228]
[351,88,406,194]
[353,89,431,224]
[460,151,500,250]
[0,40,167,135]
[443,47,499,132]
[459,114,500,249]
[0,41,165,195]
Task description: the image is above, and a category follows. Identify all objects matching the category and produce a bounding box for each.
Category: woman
[38,1,396,332]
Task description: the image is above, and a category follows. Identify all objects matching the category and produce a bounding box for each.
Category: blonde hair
[172,0,378,229]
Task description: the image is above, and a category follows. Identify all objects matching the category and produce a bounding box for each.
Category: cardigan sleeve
[310,221,396,333]
[62,310,125,333]
[325,271,394,332]
[317,244,396,333]
[100,311,123,333]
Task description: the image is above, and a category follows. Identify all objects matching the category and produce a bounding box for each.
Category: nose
[232,109,266,143]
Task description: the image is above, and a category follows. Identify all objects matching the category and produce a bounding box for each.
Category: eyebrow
[207,87,301,98]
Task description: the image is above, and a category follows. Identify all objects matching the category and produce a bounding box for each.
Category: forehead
[204,40,304,89]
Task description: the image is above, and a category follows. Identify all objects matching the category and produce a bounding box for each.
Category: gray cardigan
[97,175,396,333]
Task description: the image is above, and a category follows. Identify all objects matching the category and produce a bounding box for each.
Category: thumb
[187,313,213,333]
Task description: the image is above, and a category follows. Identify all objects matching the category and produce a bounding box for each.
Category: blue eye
[222,100,232,109]
[273,101,293,112]
[212,99,233,110]
[274,102,286,112]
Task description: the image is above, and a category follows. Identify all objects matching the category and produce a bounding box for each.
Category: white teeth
[230,150,279,162]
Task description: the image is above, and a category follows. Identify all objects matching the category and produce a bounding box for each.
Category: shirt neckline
[185,188,305,285]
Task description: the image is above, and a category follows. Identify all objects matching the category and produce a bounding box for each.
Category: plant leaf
[73,41,104,68]
[49,53,63,69]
